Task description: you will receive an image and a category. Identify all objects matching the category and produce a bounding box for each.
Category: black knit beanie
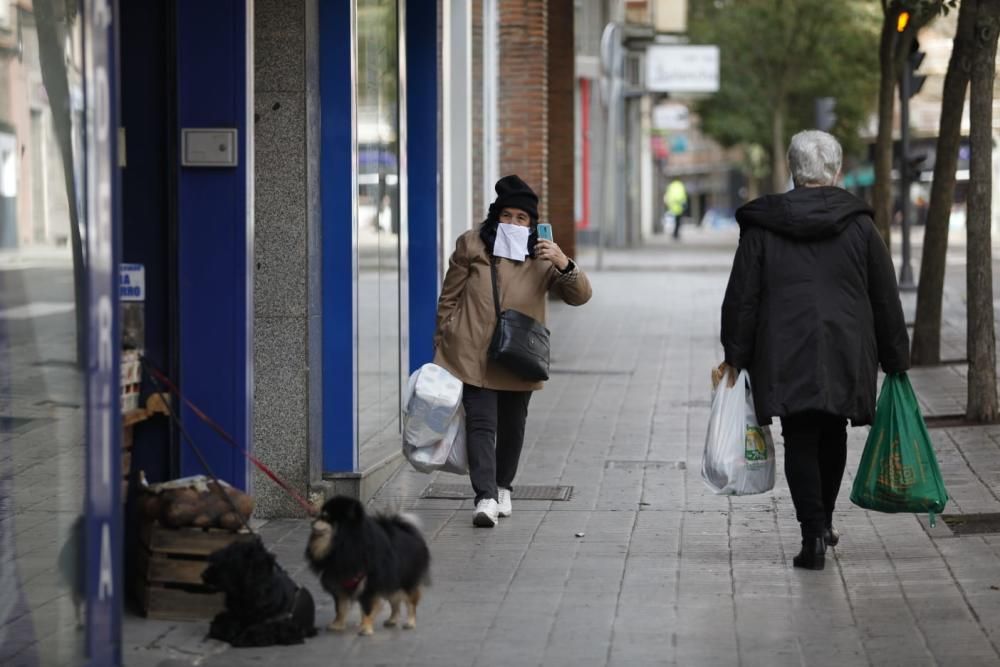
[479,175,540,257]
[493,175,539,221]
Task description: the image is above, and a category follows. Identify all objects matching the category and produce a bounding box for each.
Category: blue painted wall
[320,0,356,473]
[174,0,248,488]
[407,1,439,373]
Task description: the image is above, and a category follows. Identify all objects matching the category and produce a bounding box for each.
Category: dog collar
[340,572,366,592]
[263,585,305,625]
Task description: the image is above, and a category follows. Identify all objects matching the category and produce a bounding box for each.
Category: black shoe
[793,537,826,570]
[824,526,840,547]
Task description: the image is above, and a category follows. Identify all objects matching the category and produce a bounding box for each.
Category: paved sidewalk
[125,228,1000,666]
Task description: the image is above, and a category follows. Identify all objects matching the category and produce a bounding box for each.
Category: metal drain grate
[922,414,1000,429]
[605,460,686,470]
[940,513,1000,535]
[421,483,572,501]
[548,369,632,377]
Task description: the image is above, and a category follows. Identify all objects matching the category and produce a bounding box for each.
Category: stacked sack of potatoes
[138,473,254,531]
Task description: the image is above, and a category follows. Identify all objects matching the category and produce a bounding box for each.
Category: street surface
[115,227,1000,667]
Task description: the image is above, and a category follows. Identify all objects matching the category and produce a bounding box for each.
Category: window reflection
[356,0,401,469]
[0,1,87,664]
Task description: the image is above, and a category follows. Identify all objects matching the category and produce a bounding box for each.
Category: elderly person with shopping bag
[434,175,592,527]
[719,130,910,570]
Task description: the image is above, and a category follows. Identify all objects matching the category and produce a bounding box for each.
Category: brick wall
[498,0,549,222]
[497,0,576,259]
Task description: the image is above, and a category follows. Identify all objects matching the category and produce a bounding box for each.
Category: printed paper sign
[120,263,145,301]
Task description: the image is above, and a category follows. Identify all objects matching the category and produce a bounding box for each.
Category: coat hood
[736,186,874,240]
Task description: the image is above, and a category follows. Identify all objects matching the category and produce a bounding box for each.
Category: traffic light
[896,9,926,99]
[897,9,910,32]
[894,10,926,290]
[906,39,927,99]
[904,153,928,181]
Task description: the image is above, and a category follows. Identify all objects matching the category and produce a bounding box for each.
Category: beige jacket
[433,229,593,392]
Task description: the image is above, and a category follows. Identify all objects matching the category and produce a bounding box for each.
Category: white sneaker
[497,488,512,517]
[473,499,499,527]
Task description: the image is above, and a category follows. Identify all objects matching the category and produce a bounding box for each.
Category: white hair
[787,130,842,187]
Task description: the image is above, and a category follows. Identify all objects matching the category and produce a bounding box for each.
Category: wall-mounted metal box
[181,128,238,167]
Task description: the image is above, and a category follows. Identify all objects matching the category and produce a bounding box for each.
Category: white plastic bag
[402,364,468,474]
[403,406,468,475]
[403,363,463,448]
[701,369,775,495]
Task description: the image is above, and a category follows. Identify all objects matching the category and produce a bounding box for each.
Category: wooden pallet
[122,393,170,502]
[136,522,254,620]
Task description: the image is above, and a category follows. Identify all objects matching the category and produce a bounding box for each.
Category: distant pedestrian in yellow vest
[665,179,688,240]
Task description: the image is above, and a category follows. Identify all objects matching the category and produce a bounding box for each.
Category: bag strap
[489,257,502,319]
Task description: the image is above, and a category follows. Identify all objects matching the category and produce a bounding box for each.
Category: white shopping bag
[403,363,463,448]
[403,406,469,475]
[701,369,775,495]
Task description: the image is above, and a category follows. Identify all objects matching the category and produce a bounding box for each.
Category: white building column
[482,0,499,213]
[441,0,473,278]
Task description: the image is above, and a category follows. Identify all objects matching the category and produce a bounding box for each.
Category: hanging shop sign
[645,44,719,93]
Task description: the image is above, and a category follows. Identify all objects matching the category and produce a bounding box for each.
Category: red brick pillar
[498,0,549,221]
[497,0,576,258]
[471,2,485,220]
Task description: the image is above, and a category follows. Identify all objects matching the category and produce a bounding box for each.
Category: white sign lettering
[99,522,113,599]
[646,45,720,93]
[120,264,146,301]
[653,103,691,131]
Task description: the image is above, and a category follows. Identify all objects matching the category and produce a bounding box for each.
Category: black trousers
[462,384,532,504]
[781,412,848,540]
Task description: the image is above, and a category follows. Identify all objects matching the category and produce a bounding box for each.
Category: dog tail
[397,512,423,532]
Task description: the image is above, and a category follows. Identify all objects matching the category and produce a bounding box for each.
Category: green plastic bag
[850,373,948,524]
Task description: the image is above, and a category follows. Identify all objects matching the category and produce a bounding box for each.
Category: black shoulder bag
[487,258,551,382]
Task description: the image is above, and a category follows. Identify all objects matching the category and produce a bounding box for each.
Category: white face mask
[493,223,530,262]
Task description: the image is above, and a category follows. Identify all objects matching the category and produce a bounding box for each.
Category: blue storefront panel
[406,0,439,373]
[174,0,250,490]
[320,0,439,477]
[319,0,358,474]
[84,1,124,664]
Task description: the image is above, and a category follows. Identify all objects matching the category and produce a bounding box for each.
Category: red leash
[140,357,317,516]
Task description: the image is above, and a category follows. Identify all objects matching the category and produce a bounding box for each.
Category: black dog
[201,539,317,647]
[305,496,431,636]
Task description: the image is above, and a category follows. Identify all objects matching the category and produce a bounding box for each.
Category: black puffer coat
[721,186,910,426]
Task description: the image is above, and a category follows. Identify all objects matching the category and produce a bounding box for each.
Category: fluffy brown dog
[305,496,430,636]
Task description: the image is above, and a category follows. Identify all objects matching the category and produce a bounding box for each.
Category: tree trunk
[35,0,86,368]
[771,100,787,194]
[872,14,897,250]
[911,0,975,365]
[965,0,1000,422]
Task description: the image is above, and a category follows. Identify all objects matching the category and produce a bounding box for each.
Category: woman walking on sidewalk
[719,130,910,570]
[433,175,592,527]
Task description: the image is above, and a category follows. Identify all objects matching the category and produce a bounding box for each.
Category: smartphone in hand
[537,222,553,242]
